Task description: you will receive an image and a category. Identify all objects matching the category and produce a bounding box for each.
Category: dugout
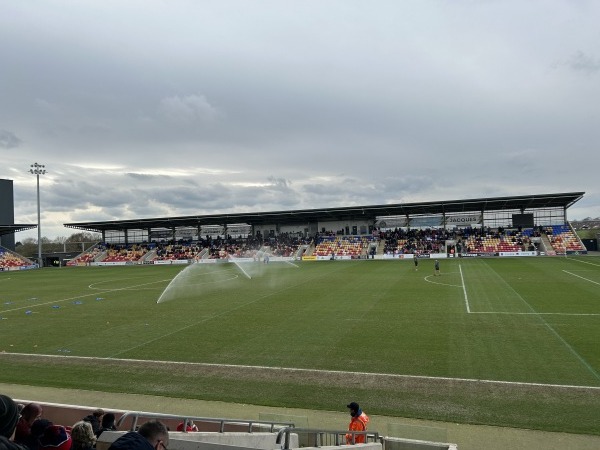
[581,238,598,251]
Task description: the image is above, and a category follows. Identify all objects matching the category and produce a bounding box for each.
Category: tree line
[15,232,101,257]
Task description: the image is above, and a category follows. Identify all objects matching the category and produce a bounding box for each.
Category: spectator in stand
[96,413,117,439]
[38,426,71,450]
[70,421,96,450]
[108,420,169,450]
[82,409,104,435]
[176,420,198,432]
[23,419,53,450]
[345,402,369,444]
[14,403,43,445]
[0,394,28,450]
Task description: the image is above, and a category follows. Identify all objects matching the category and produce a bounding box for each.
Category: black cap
[346,402,359,410]
[0,394,19,438]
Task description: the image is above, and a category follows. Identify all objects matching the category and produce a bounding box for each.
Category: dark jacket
[82,416,101,435]
[0,437,28,450]
[108,433,153,450]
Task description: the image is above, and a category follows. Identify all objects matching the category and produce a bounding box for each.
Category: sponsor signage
[499,251,537,257]
[376,217,408,228]
[409,216,443,227]
[445,214,482,225]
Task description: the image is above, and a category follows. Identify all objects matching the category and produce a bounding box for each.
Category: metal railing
[116,411,294,433]
[276,427,380,449]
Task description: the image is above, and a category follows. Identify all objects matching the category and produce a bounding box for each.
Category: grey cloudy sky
[1,0,599,240]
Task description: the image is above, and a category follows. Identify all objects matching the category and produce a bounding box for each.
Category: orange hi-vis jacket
[346,411,369,444]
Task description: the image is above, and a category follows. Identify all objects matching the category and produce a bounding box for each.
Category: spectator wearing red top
[14,403,42,445]
[176,420,198,432]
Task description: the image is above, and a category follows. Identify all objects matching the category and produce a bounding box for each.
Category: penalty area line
[3,352,600,391]
[563,270,600,286]
[459,264,471,313]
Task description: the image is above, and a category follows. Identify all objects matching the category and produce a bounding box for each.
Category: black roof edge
[0,224,38,237]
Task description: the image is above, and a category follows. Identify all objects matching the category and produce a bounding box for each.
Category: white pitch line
[3,352,600,391]
[459,264,471,313]
[565,257,600,267]
[470,311,600,316]
[423,274,462,288]
[485,263,600,382]
[563,270,600,286]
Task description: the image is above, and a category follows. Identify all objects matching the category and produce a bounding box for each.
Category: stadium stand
[546,224,586,252]
[313,235,374,258]
[0,247,34,269]
[101,244,150,263]
[66,244,105,266]
[380,228,448,255]
[153,243,204,261]
[57,221,587,267]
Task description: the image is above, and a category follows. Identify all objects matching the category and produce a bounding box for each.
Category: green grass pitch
[1,256,599,435]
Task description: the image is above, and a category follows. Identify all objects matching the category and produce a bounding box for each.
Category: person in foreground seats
[70,421,96,450]
[96,413,117,438]
[38,425,72,450]
[23,419,53,450]
[82,409,104,435]
[0,394,28,450]
[108,420,169,450]
[345,402,369,444]
[14,403,43,445]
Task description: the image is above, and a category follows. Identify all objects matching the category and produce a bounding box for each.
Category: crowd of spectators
[0,397,119,450]
[380,226,542,255]
[64,232,314,264]
[42,223,589,267]
[380,228,450,255]
[313,235,374,257]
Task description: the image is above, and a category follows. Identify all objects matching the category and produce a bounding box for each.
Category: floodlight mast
[29,162,46,268]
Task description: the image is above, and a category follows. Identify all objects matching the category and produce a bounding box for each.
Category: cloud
[0,129,22,148]
[566,51,600,74]
[2,1,600,240]
[157,94,221,125]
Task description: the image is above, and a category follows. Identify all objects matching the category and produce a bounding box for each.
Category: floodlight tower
[29,162,46,268]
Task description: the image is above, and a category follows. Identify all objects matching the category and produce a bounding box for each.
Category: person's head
[38,425,72,450]
[21,403,43,424]
[0,394,20,439]
[30,419,54,441]
[101,413,116,429]
[71,421,96,448]
[92,409,104,419]
[138,421,169,450]
[346,402,360,417]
